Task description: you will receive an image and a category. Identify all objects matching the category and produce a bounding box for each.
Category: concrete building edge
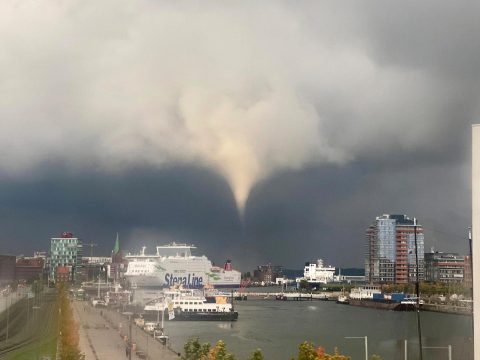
[472,125,480,359]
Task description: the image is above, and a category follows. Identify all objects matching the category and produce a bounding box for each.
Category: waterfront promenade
[73,301,180,359]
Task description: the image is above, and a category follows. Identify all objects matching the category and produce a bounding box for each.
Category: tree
[247,349,264,360]
[207,340,236,360]
[58,284,85,360]
[292,342,351,360]
[182,338,210,360]
[299,280,311,292]
[295,342,318,360]
[182,339,236,360]
[182,339,362,360]
[242,272,252,280]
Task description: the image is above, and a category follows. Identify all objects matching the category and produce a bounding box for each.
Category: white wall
[472,125,480,359]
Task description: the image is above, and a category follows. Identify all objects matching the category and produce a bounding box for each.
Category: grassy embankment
[0,289,58,359]
[1,284,85,360]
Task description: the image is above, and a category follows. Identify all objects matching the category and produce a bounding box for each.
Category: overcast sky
[0,1,478,270]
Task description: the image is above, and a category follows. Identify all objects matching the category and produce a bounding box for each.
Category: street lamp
[32,305,41,356]
[345,336,368,360]
[5,292,10,343]
[32,306,41,322]
[123,311,134,360]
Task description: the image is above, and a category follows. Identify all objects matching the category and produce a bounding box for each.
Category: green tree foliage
[182,338,211,360]
[247,349,265,360]
[292,342,351,360]
[381,282,469,297]
[370,355,382,360]
[182,339,361,360]
[209,340,236,360]
[58,284,85,360]
[294,342,318,360]
[299,280,311,292]
[182,339,236,360]
[242,272,252,280]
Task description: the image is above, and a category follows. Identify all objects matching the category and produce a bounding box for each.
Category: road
[73,301,180,360]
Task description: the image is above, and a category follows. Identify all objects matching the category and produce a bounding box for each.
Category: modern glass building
[50,232,82,283]
[365,214,424,284]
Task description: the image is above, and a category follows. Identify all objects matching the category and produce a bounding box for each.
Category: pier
[245,292,333,300]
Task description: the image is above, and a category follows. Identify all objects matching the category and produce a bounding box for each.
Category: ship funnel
[224,259,232,271]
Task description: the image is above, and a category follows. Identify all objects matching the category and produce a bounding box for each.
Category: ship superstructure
[125,243,241,289]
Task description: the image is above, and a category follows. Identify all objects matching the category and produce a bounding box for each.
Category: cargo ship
[124,243,241,289]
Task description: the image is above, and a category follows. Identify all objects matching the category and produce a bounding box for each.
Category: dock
[246,292,333,301]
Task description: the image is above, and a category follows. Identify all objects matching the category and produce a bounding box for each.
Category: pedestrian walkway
[72,301,98,360]
[102,306,180,360]
[73,300,179,359]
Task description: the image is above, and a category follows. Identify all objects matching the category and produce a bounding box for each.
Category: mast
[414,218,423,360]
[469,227,474,337]
[161,304,164,330]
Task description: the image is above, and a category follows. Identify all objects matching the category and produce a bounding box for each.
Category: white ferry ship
[124,243,241,289]
[143,288,238,321]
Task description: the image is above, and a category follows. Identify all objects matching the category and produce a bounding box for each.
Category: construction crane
[83,240,98,283]
[84,240,98,258]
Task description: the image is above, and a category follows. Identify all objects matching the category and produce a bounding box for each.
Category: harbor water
[164,299,473,360]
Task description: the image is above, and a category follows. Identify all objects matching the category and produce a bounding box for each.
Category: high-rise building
[365,214,424,284]
[49,232,82,283]
[424,251,465,283]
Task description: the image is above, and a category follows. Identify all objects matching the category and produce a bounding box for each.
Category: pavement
[73,301,180,360]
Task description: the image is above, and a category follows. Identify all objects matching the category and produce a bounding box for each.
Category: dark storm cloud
[0,1,479,270]
[244,158,470,269]
[0,165,243,266]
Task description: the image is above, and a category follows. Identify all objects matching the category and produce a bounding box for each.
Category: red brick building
[16,258,44,282]
[55,266,71,284]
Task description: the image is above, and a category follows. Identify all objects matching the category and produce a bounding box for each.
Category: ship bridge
[156,243,196,257]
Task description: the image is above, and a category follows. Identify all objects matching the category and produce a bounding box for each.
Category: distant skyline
[0,1,478,270]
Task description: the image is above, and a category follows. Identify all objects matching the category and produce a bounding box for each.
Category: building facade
[82,256,112,282]
[424,251,465,283]
[55,266,71,284]
[365,214,424,284]
[303,259,335,284]
[16,257,44,282]
[50,232,82,283]
[0,255,16,285]
[253,264,283,284]
[464,255,473,288]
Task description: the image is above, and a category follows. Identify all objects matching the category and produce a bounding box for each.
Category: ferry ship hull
[127,273,241,289]
[143,309,238,321]
[173,309,238,321]
[125,244,241,289]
